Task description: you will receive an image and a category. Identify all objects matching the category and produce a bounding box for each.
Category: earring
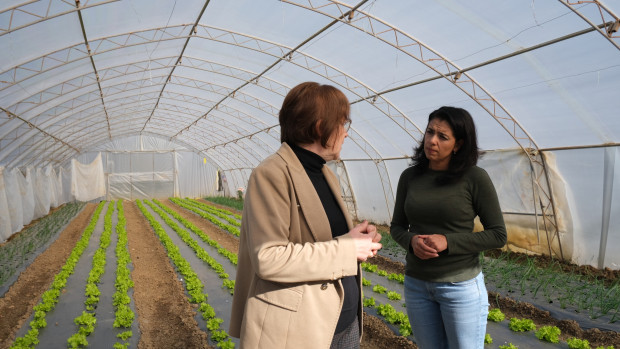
[453,150,457,155]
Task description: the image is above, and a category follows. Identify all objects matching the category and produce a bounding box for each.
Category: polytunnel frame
[559,0,620,49]
[0,0,557,244]
[1,0,619,262]
[1,10,422,216]
[1,53,288,168]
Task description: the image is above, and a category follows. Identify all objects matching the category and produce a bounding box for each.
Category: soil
[125,201,209,349]
[2,201,617,348]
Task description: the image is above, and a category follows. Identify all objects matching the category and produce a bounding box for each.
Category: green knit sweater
[390,166,507,282]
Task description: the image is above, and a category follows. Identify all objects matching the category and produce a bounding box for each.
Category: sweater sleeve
[390,167,415,253]
[243,161,358,283]
[445,167,507,255]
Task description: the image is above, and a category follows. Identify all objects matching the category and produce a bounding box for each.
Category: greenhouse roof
[1,0,618,170]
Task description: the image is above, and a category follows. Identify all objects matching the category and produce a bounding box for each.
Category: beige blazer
[229,143,362,349]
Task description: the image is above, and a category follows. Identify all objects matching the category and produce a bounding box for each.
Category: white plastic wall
[0,154,106,243]
[0,167,10,241]
[334,148,619,270]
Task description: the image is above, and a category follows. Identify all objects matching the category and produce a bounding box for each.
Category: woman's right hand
[348,220,383,261]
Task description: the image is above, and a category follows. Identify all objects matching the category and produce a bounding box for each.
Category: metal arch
[0,71,281,164]
[6,130,60,168]
[177,76,395,215]
[0,0,119,37]
[0,24,194,90]
[0,86,104,140]
[1,87,277,168]
[165,108,277,157]
[38,116,260,170]
[3,50,286,118]
[332,160,358,220]
[346,128,395,217]
[0,107,79,153]
[285,0,564,258]
[52,131,226,171]
[2,22,420,161]
[559,0,620,50]
[146,115,267,165]
[180,55,291,97]
[151,123,264,168]
[3,73,99,120]
[173,23,423,142]
[284,0,538,150]
[7,3,405,212]
[180,133,262,170]
[34,129,205,168]
[0,87,163,159]
[3,65,282,131]
[14,113,151,168]
[138,0,213,133]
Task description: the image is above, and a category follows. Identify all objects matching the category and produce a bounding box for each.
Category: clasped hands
[349,220,382,261]
[411,234,447,260]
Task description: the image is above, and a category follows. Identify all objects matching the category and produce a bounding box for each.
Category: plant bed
[0,202,86,296]
[2,202,619,349]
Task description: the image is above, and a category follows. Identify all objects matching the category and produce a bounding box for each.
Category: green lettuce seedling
[487,308,505,322]
[509,317,536,332]
[535,326,561,343]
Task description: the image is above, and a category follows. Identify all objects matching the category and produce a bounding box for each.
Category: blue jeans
[404,272,489,349]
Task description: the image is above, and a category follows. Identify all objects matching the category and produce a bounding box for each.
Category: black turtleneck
[290,143,359,335]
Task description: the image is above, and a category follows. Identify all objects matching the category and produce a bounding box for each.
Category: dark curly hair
[411,106,480,185]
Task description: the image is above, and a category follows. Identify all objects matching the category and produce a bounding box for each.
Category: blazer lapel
[277,143,334,242]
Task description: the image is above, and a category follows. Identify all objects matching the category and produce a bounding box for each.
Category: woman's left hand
[413,234,447,259]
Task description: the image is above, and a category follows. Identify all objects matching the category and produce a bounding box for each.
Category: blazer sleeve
[242,161,358,283]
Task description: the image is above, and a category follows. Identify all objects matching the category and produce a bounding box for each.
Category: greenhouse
[1,0,619,348]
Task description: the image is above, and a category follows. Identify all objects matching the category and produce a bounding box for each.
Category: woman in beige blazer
[229,82,382,349]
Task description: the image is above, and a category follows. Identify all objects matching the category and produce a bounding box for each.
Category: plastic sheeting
[18,168,34,227]
[0,154,107,243]
[73,135,222,201]
[71,153,105,202]
[0,167,10,241]
[4,168,23,234]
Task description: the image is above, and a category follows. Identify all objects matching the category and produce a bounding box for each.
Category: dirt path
[0,203,96,349]
[124,201,209,349]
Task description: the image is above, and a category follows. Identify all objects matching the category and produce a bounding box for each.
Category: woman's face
[323,120,350,161]
[423,118,460,171]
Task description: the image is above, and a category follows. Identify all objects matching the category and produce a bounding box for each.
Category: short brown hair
[279,82,351,148]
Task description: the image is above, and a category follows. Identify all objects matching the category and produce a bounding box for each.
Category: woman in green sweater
[390,106,507,349]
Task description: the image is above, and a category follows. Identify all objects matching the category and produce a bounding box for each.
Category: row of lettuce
[11,201,135,349]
